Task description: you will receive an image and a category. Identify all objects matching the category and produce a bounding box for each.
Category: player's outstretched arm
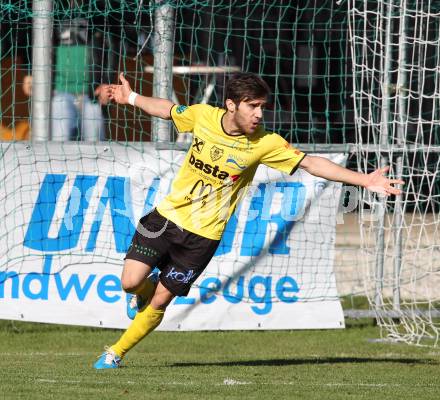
[299,155,404,196]
[109,73,174,119]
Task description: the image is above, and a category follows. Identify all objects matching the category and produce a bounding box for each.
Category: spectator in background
[23,13,114,141]
[51,16,113,141]
[0,75,32,141]
[0,120,30,141]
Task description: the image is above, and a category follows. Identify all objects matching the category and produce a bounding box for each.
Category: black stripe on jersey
[170,104,181,133]
[289,153,306,175]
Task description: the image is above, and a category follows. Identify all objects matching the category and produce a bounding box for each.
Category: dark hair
[225,72,270,106]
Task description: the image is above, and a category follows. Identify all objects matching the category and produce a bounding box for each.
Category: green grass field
[1,320,439,400]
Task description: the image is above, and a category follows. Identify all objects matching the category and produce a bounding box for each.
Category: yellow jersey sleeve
[170,104,209,133]
[260,133,306,175]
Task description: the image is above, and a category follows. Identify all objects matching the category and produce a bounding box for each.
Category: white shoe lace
[101,346,120,366]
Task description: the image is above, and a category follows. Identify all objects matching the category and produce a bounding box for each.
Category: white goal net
[348,0,440,345]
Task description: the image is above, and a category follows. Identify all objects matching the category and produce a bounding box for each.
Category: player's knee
[120,275,139,293]
[121,259,152,293]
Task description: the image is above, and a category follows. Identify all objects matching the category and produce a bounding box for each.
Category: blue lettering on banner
[0,257,298,315]
[54,271,96,301]
[200,277,222,304]
[175,274,299,315]
[216,182,305,256]
[23,174,160,254]
[240,182,306,256]
[0,271,19,299]
[223,277,244,304]
[96,275,121,303]
[142,177,160,215]
[23,174,306,256]
[85,176,135,253]
[22,255,52,300]
[24,174,98,252]
[0,255,121,303]
[248,275,272,315]
[214,213,238,256]
[7,173,306,316]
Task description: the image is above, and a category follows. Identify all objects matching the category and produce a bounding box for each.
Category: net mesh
[349,0,440,345]
[0,1,353,299]
[3,0,437,333]
[0,0,354,143]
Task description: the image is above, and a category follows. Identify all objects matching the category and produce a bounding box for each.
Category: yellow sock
[134,277,156,306]
[111,305,164,358]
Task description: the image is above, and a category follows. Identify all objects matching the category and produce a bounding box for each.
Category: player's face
[233,98,267,135]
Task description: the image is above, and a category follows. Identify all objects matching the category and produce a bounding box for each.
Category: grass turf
[0,320,439,399]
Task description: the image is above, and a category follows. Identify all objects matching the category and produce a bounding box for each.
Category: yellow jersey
[156,104,305,240]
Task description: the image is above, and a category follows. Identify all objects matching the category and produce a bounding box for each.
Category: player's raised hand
[94,84,112,105]
[109,73,133,104]
[365,166,405,196]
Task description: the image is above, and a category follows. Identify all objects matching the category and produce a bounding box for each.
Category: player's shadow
[169,357,438,368]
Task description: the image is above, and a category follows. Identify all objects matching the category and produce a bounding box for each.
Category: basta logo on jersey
[189,153,229,180]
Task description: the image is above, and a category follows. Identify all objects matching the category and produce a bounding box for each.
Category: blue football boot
[94,347,122,369]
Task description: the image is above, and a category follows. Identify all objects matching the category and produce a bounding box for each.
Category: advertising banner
[0,142,346,330]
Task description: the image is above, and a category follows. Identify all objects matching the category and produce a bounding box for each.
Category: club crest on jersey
[210,145,224,162]
[192,136,205,153]
[189,153,229,180]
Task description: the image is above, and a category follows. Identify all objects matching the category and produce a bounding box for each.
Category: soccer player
[94,72,403,369]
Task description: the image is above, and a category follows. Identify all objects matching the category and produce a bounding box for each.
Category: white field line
[218,382,440,388]
[325,383,401,388]
[33,378,440,388]
[223,378,251,385]
[35,379,135,385]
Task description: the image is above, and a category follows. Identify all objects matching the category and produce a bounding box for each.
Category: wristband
[128,91,138,106]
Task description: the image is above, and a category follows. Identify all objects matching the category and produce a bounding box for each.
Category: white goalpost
[348,0,440,345]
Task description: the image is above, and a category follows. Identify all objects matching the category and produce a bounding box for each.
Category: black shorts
[125,208,220,297]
